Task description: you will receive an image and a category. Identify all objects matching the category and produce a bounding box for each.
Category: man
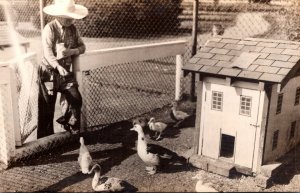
[37,0,88,138]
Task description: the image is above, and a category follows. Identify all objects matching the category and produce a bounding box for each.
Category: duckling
[192,175,219,192]
[78,137,93,174]
[211,24,224,37]
[132,117,148,129]
[170,102,190,127]
[130,124,187,175]
[148,117,168,140]
[88,164,135,192]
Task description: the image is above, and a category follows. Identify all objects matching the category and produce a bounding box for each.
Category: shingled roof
[183,37,300,83]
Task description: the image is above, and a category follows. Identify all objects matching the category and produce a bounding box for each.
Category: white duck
[170,102,190,127]
[192,175,219,192]
[78,137,93,174]
[130,124,186,175]
[88,164,135,192]
[148,117,168,140]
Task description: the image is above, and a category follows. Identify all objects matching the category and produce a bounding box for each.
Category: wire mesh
[196,0,291,45]
[82,56,176,129]
[14,56,39,143]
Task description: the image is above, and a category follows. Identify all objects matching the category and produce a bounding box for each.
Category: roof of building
[183,37,300,83]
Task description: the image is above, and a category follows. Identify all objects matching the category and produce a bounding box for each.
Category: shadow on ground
[12,120,138,191]
[269,145,300,187]
[8,100,197,192]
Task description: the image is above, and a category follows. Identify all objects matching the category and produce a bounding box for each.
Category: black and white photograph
[0,0,300,192]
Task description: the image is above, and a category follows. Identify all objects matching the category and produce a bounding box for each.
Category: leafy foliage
[285,0,300,41]
[75,0,182,38]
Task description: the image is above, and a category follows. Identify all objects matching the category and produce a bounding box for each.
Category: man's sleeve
[42,24,60,69]
[76,29,86,54]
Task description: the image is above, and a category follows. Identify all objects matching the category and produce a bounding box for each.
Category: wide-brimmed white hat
[43,0,88,19]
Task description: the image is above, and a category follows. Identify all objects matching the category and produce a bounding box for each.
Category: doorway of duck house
[220,134,235,160]
[200,81,261,172]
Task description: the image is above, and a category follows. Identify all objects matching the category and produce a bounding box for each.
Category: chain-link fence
[14,54,39,143]
[82,57,177,129]
[2,0,300,144]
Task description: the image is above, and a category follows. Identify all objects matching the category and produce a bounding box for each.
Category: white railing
[73,40,187,130]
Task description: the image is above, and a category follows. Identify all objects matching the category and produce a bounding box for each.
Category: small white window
[240,96,252,116]
[212,91,223,111]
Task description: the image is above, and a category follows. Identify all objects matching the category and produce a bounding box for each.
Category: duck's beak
[130,128,135,131]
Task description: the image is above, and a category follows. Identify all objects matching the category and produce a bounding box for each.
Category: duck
[130,124,187,175]
[88,164,136,192]
[192,175,219,192]
[211,24,225,37]
[78,137,93,174]
[148,117,168,140]
[132,117,148,129]
[170,101,190,127]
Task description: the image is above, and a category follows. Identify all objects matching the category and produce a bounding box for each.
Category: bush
[77,0,182,38]
[34,0,182,38]
[285,0,300,41]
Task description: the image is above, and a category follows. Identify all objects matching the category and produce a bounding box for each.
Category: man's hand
[57,65,69,76]
[62,48,79,57]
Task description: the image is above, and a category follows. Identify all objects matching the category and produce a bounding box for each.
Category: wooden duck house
[183,37,300,180]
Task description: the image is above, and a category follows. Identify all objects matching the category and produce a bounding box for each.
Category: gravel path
[198,12,271,45]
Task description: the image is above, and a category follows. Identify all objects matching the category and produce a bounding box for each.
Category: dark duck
[170,101,191,127]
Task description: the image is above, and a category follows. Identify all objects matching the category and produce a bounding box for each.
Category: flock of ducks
[76,102,217,192]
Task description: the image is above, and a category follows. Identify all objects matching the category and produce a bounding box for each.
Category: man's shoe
[56,116,67,125]
[69,127,79,135]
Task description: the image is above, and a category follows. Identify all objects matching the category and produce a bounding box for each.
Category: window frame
[276,93,283,114]
[272,130,279,151]
[239,95,252,117]
[211,91,223,111]
[290,121,296,140]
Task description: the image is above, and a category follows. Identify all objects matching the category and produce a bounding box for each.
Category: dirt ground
[6,100,197,192]
[2,99,298,192]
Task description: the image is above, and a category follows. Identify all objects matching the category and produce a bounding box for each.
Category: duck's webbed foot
[145,166,157,175]
[155,133,162,140]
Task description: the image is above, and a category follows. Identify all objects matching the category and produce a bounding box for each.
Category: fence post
[9,68,22,147]
[39,0,45,31]
[175,54,184,101]
[191,0,199,57]
[190,0,199,101]
[0,66,20,166]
